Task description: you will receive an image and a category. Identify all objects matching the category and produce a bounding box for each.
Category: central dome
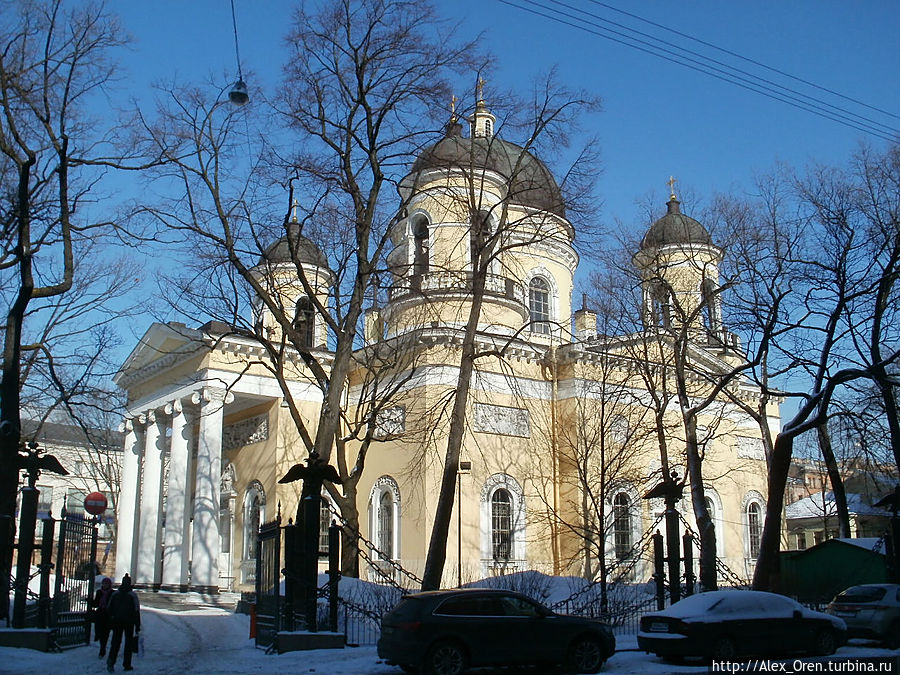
[411,131,565,217]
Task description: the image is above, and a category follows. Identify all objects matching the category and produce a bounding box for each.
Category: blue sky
[110,0,899,328]
[115,1,898,215]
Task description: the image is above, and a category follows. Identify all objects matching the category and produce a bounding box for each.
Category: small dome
[641,199,712,249]
[411,132,565,217]
[260,222,328,268]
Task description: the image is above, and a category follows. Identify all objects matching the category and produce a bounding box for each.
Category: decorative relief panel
[223,413,269,451]
[375,406,406,439]
[473,403,530,438]
[736,436,766,461]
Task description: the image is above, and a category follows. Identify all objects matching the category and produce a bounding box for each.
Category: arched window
[529,277,551,334]
[747,501,762,559]
[613,492,632,560]
[243,482,266,561]
[491,489,513,561]
[413,218,429,277]
[319,494,333,554]
[369,476,400,562]
[481,475,526,570]
[649,283,671,329]
[294,297,315,348]
[484,118,493,137]
[470,211,492,271]
[701,278,720,332]
[378,491,394,559]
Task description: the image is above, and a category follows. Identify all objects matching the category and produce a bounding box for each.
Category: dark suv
[377,588,615,674]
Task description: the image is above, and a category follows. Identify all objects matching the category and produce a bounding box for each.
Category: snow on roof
[785,491,892,519]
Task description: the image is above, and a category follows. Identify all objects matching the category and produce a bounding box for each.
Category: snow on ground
[2,572,898,674]
[1,606,897,675]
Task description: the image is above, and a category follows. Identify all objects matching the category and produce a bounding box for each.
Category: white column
[190,389,225,591]
[162,399,192,590]
[115,419,143,581]
[135,410,165,586]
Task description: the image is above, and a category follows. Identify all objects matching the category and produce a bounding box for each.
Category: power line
[498,0,898,143]
[551,0,898,137]
[586,0,900,123]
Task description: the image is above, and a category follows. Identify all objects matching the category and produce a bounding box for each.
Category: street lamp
[457,461,472,587]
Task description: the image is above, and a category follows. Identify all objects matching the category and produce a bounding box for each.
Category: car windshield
[660,591,794,619]
[836,586,887,603]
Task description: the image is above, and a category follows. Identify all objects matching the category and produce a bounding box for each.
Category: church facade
[114,99,777,592]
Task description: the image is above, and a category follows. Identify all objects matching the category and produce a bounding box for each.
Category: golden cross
[291,198,299,222]
[451,94,457,116]
[667,176,678,200]
[477,76,486,101]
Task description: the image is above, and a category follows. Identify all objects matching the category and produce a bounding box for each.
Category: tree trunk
[816,422,851,538]
[683,417,717,591]
[753,432,794,591]
[421,271,487,591]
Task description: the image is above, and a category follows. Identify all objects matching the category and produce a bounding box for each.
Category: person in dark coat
[106,574,141,672]
[92,577,114,658]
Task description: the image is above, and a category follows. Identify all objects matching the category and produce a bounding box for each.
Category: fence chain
[549,513,664,612]
[677,513,748,588]
[327,503,424,590]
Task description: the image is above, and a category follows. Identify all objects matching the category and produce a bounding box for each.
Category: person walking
[92,577,114,658]
[106,574,141,672]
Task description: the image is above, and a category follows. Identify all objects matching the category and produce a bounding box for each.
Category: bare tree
[134,0,478,576]
[0,0,133,619]
[730,144,900,591]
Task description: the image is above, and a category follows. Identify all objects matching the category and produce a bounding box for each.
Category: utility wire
[499,0,898,143]
[547,0,897,137]
[587,0,900,123]
[230,0,243,80]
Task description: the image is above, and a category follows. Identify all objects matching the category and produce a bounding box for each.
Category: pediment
[114,322,207,386]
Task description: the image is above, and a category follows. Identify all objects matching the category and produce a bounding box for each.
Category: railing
[388,271,526,306]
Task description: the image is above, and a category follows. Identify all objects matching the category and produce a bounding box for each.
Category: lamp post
[457,461,471,587]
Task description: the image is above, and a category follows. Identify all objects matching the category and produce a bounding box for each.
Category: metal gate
[254,512,281,648]
[52,508,98,648]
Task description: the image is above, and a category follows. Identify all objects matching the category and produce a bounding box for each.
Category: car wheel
[885,622,900,650]
[709,636,736,661]
[565,636,606,674]
[813,629,836,656]
[423,641,467,675]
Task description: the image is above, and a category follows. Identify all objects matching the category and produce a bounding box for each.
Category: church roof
[260,222,328,268]
[641,198,713,249]
[411,126,565,217]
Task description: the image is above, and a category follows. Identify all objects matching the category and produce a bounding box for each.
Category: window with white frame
[612,492,632,560]
[319,493,333,554]
[369,476,400,562]
[529,277,551,334]
[491,489,513,561]
[481,474,525,566]
[243,481,265,561]
[743,492,765,560]
[747,502,761,558]
[294,297,315,348]
[470,211,492,271]
[648,282,672,329]
[412,217,429,277]
[701,278,720,332]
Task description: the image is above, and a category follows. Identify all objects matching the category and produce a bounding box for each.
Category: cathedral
[114,97,776,592]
